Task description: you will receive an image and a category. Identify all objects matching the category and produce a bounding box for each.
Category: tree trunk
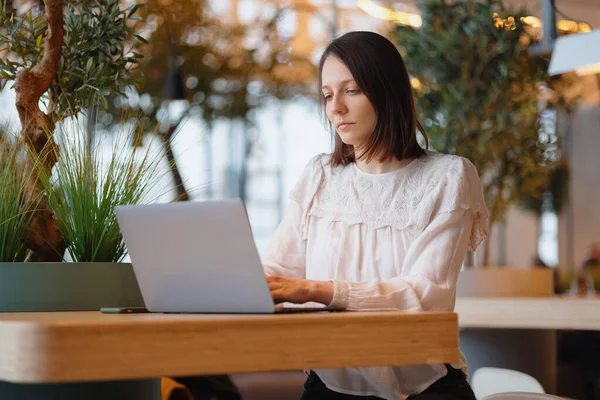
[483,228,492,267]
[238,119,252,203]
[483,193,502,267]
[14,0,65,262]
[204,127,213,199]
[483,158,509,266]
[535,214,541,259]
[163,122,189,202]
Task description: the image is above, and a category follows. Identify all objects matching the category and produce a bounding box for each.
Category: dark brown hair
[318,31,428,166]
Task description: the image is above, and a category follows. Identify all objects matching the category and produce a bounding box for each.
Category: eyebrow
[321,79,356,91]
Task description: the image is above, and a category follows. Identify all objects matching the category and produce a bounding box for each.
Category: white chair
[471,367,545,399]
[481,393,564,400]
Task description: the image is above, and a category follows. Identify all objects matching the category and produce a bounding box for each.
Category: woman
[262,31,489,400]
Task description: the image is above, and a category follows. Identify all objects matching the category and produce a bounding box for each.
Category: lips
[336,122,354,129]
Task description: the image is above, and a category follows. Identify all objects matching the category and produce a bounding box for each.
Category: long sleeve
[331,209,473,311]
[261,200,306,279]
[328,156,489,311]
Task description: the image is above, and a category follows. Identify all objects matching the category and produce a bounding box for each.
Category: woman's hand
[266,275,334,305]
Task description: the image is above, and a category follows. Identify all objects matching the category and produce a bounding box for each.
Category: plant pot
[0,262,144,312]
[0,379,160,400]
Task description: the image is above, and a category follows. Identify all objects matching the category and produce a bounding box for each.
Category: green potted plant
[0,0,162,312]
[0,116,167,312]
[0,0,145,261]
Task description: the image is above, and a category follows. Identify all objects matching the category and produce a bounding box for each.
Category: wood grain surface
[0,311,459,383]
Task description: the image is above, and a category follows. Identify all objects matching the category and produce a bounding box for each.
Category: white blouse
[261,151,489,400]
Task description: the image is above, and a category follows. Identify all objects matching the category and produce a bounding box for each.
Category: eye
[323,94,332,101]
[347,89,359,95]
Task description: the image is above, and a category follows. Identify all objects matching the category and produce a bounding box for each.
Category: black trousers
[171,375,242,400]
[300,365,476,400]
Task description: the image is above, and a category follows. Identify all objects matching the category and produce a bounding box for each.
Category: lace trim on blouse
[289,152,489,252]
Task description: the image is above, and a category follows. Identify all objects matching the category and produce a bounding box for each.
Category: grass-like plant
[0,133,42,262]
[37,117,167,263]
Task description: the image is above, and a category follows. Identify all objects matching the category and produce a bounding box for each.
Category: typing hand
[266,275,333,305]
[266,275,311,304]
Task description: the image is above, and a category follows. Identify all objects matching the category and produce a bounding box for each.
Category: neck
[355,156,413,174]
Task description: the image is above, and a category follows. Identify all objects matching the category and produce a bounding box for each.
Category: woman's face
[321,56,377,150]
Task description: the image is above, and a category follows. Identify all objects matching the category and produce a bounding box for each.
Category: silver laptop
[115,199,335,314]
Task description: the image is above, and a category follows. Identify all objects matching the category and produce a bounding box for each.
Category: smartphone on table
[100,307,150,314]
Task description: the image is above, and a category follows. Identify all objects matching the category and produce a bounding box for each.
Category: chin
[337,133,363,147]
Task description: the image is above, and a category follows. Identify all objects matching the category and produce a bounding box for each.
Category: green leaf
[86,58,94,74]
[133,34,148,44]
[98,93,108,109]
[126,4,140,18]
[0,133,43,262]
[10,18,24,36]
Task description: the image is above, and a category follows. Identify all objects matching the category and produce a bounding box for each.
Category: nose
[329,94,347,115]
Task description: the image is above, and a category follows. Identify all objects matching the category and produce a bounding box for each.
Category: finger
[267,275,284,282]
[270,289,286,304]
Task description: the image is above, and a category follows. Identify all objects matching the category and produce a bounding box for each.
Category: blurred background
[1,0,599,269]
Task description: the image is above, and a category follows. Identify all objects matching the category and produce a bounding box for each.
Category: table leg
[0,378,161,400]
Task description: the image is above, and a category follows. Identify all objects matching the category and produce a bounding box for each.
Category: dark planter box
[0,262,144,312]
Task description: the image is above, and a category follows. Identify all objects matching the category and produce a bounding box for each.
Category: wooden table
[455,296,600,330]
[0,310,459,399]
[455,296,600,394]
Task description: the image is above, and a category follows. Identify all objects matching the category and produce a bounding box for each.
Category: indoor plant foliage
[395,0,573,265]
[0,116,159,312]
[0,0,145,261]
[36,117,166,263]
[0,131,41,262]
